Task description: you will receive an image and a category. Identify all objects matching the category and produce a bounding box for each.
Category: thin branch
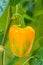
[23,56,34,65]
[2,51,5,65]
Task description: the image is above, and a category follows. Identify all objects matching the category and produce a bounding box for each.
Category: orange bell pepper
[9,25,35,57]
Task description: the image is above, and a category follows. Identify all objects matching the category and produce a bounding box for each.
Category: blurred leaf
[35,48,43,61]
[5,41,15,65]
[0,6,9,31]
[7,56,19,65]
[24,14,35,21]
[29,57,41,65]
[33,0,43,13]
[10,0,30,6]
[29,48,43,65]
[10,0,21,6]
[23,0,33,12]
[0,31,4,44]
[34,10,43,17]
[41,62,43,65]
[0,53,2,65]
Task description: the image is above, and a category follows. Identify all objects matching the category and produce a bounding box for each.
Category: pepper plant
[0,0,43,65]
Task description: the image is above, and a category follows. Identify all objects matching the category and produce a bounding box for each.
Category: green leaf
[24,14,35,21]
[29,48,43,65]
[35,48,43,61]
[0,31,4,44]
[0,53,3,65]
[0,6,9,31]
[10,0,21,6]
[29,57,41,65]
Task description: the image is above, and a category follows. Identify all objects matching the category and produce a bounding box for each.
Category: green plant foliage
[29,48,43,65]
[0,0,43,65]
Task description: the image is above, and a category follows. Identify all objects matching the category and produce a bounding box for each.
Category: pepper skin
[9,25,35,57]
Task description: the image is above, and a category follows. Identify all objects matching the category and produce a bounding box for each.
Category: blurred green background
[0,0,43,65]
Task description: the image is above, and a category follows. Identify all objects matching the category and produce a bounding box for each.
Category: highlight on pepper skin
[9,25,35,57]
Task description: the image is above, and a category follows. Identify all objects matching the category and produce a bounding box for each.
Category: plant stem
[23,56,34,65]
[2,51,5,65]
